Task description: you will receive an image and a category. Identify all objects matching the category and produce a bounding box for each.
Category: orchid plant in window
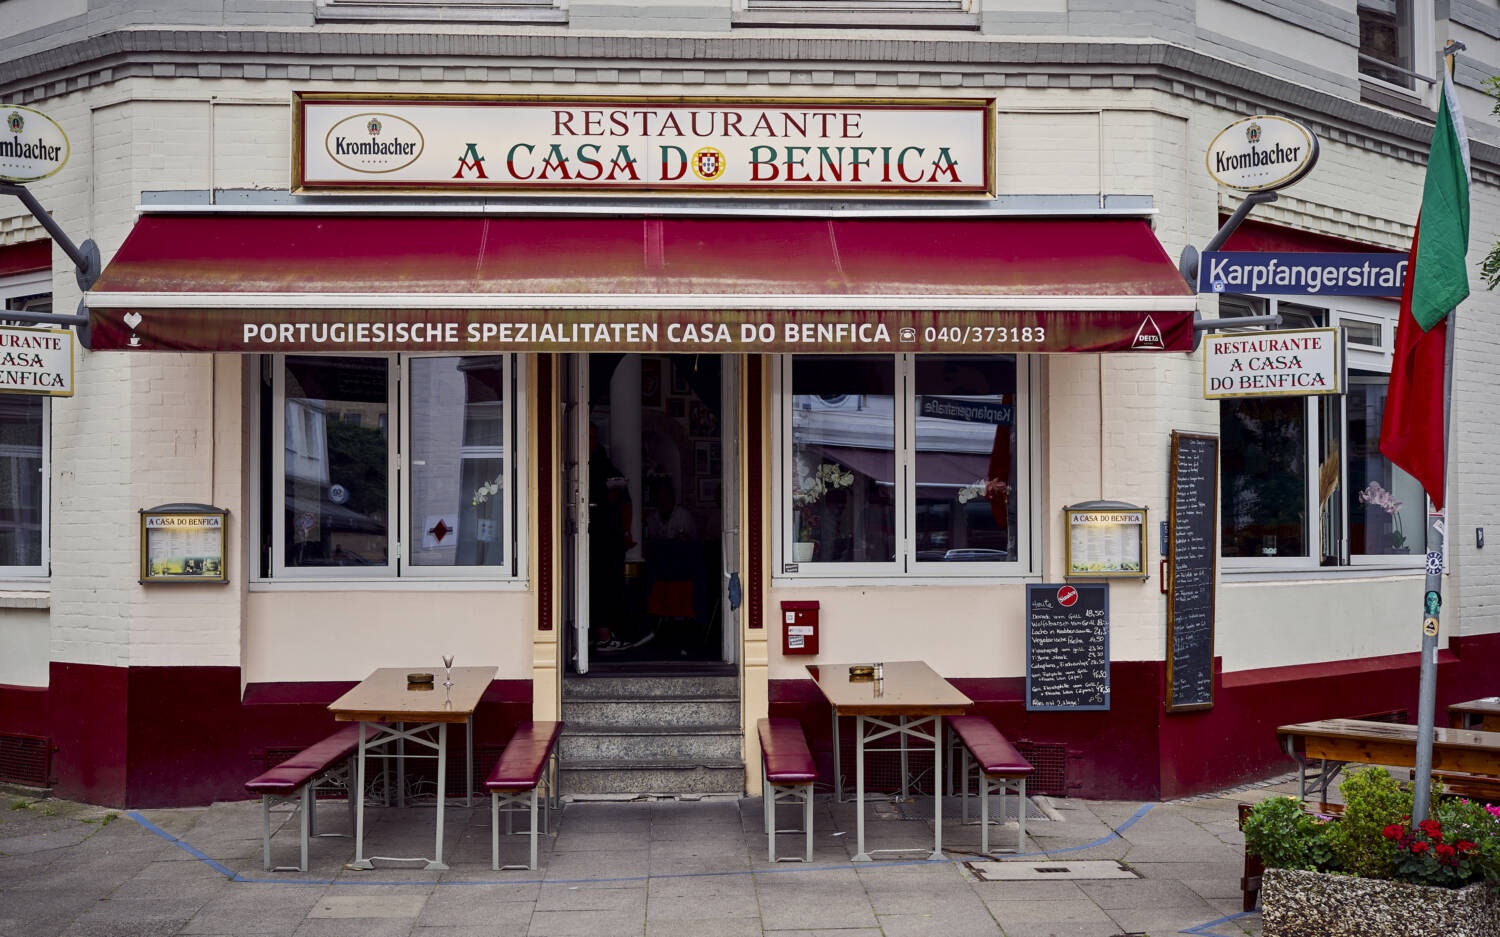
[792,461,854,542]
[1358,480,1407,553]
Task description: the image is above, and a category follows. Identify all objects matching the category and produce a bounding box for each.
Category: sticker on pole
[0,105,69,183]
[1057,585,1079,607]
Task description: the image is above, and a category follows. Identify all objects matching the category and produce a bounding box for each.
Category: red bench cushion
[486,721,564,792]
[246,724,367,795]
[758,718,817,784]
[949,715,1032,776]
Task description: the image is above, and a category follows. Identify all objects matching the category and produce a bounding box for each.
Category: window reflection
[283,357,389,567]
[1221,396,1307,558]
[790,356,895,564]
[0,396,43,568]
[914,356,1017,563]
[410,357,506,567]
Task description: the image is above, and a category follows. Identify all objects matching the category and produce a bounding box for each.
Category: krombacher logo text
[324,112,424,173]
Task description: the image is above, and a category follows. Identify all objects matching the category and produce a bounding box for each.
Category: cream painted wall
[1218,575,1432,671]
[0,611,49,686]
[245,590,535,683]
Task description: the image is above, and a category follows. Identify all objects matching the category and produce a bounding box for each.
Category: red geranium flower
[1457,840,1477,853]
[1382,824,1403,840]
[1435,844,1455,859]
[1419,819,1442,837]
[1411,842,1429,854]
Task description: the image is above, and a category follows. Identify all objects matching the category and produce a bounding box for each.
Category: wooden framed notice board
[1166,432,1218,712]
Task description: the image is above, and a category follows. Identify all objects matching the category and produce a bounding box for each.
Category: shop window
[779,354,1029,578]
[0,272,50,580]
[1218,296,1425,570]
[262,354,524,582]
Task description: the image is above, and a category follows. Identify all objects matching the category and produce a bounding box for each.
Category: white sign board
[0,105,69,183]
[1204,328,1341,398]
[293,94,995,196]
[1205,115,1318,192]
[0,326,74,397]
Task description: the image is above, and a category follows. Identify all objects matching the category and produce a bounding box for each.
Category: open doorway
[565,354,732,672]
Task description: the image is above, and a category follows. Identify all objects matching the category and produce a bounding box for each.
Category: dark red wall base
[772,630,1500,801]
[0,665,532,808]
[6,634,1498,805]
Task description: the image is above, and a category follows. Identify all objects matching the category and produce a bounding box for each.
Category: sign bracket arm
[1179,190,1282,350]
[0,183,96,348]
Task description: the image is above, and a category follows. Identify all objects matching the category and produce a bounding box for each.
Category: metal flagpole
[1411,40,1466,827]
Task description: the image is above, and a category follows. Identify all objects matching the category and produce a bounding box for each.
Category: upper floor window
[315,0,564,23]
[777,354,1031,578]
[1218,297,1426,571]
[1358,0,1435,95]
[735,0,977,29]
[260,354,525,581]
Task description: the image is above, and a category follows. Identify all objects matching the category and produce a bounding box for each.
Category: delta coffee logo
[324,112,424,174]
[0,104,70,184]
[1131,316,1165,350]
[690,146,726,181]
[1206,115,1318,193]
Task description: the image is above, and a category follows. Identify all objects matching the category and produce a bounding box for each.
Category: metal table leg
[853,714,870,862]
[930,715,945,861]
[831,709,843,802]
[350,722,373,870]
[466,715,474,808]
[429,723,448,871]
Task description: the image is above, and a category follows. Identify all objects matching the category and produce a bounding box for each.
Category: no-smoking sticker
[1057,585,1078,606]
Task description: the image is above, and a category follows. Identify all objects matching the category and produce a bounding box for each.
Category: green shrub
[1324,766,1411,879]
[1243,795,1336,871]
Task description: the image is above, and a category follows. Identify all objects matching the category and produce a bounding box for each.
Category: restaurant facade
[2,2,1500,808]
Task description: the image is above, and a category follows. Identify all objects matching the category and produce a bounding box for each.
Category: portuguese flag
[1379,66,1470,510]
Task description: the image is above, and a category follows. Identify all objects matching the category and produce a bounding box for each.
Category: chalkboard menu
[1167,431,1219,712]
[1025,583,1110,711]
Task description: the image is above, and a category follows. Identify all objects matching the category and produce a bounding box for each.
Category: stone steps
[559,673,743,796]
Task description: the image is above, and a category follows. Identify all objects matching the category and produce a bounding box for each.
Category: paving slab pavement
[0,778,1294,937]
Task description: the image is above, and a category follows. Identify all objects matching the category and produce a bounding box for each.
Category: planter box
[1262,867,1500,937]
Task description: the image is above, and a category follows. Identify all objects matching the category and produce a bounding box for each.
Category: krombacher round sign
[1206,115,1318,192]
[0,104,69,183]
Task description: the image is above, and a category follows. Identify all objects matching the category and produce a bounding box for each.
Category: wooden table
[1449,697,1500,731]
[1276,718,1500,802]
[807,661,972,862]
[330,666,494,870]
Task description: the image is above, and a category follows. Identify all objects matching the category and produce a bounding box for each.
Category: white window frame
[1219,294,1425,575]
[260,352,527,584]
[0,269,52,582]
[773,353,1035,582]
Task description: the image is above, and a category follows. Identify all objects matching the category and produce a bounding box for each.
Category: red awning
[86,213,1196,353]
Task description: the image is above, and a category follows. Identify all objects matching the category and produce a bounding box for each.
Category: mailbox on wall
[781,600,819,656]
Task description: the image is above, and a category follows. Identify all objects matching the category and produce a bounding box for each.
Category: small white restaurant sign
[1203,327,1341,399]
[0,325,74,397]
[293,94,995,196]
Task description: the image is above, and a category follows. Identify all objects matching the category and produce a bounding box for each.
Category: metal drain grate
[967,859,1138,881]
[0,732,51,787]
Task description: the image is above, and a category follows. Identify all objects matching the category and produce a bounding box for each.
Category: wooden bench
[486,721,564,871]
[1408,768,1500,801]
[1449,697,1500,731]
[948,714,1032,856]
[1276,718,1500,802]
[758,718,817,862]
[245,724,370,872]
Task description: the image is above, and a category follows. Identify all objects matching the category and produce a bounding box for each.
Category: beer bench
[948,714,1032,856]
[486,720,563,871]
[245,724,372,872]
[758,717,816,862]
[1276,718,1500,803]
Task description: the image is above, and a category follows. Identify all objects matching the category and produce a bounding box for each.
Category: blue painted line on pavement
[1180,909,1257,935]
[128,801,1159,887]
[126,811,243,880]
[974,800,1155,860]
